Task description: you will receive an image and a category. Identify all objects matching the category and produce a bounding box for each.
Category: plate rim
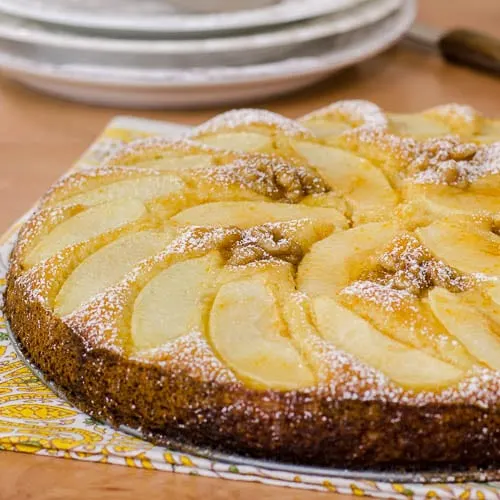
[0,1,416,89]
[0,0,369,35]
[0,0,401,55]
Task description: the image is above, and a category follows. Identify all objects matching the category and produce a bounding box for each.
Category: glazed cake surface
[4,100,500,468]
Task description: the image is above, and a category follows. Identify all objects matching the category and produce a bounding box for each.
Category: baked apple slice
[388,113,452,138]
[189,109,308,153]
[195,132,272,153]
[485,281,500,308]
[131,251,223,349]
[338,283,475,370]
[299,119,351,139]
[57,174,185,208]
[25,199,147,267]
[312,296,464,390]
[416,218,500,276]
[475,119,500,143]
[297,221,399,297]
[55,230,173,316]
[127,154,213,171]
[299,100,387,141]
[209,273,314,390]
[404,181,500,219]
[429,287,500,370]
[171,201,347,230]
[290,140,398,222]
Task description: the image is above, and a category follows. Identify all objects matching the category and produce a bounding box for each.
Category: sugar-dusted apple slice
[485,281,500,308]
[338,282,475,370]
[404,182,500,219]
[189,109,309,153]
[388,113,452,138]
[297,221,399,297]
[268,219,335,250]
[471,171,500,194]
[429,287,500,371]
[476,119,500,143]
[416,218,500,276]
[55,230,174,317]
[280,292,334,379]
[300,191,347,210]
[195,132,272,153]
[290,140,398,221]
[25,199,146,267]
[58,174,185,208]
[131,251,223,349]
[299,100,388,141]
[216,260,294,293]
[312,296,464,390]
[209,274,314,390]
[456,285,500,330]
[422,104,481,137]
[300,119,352,139]
[171,201,347,230]
[127,154,213,171]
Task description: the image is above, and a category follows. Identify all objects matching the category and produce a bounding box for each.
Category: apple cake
[4,100,500,469]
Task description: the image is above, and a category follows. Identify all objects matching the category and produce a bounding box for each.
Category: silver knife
[406,23,500,76]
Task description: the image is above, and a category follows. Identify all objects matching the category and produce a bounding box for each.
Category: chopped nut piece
[408,136,477,176]
[227,244,268,266]
[222,224,303,266]
[230,154,329,203]
[373,234,472,295]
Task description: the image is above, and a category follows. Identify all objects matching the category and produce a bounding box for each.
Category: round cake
[4,100,500,469]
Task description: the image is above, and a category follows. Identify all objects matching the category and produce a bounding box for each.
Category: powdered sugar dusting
[341,280,417,313]
[13,205,81,268]
[413,142,500,186]
[427,103,479,125]
[373,233,472,295]
[301,326,500,407]
[197,153,329,202]
[64,282,131,353]
[136,331,237,384]
[305,333,395,399]
[188,108,312,139]
[301,99,389,129]
[42,166,172,208]
[340,125,417,167]
[106,137,221,167]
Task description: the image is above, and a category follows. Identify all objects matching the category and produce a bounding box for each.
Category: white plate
[0,1,416,108]
[0,0,402,68]
[0,0,369,37]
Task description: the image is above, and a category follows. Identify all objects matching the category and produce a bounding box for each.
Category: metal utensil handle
[439,29,500,75]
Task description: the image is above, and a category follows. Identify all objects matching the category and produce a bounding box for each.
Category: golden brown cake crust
[5,266,500,467]
[4,101,500,469]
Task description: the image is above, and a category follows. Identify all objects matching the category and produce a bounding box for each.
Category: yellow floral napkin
[0,116,498,499]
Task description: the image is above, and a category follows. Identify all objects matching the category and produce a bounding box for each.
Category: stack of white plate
[0,0,416,108]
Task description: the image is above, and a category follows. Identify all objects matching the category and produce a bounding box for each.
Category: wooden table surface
[0,0,498,498]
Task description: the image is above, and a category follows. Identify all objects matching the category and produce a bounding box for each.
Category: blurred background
[0,0,418,108]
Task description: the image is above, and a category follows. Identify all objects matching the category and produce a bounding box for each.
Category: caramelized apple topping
[408,140,500,187]
[223,154,329,203]
[409,136,477,174]
[221,224,303,266]
[170,226,241,256]
[491,219,500,236]
[372,234,472,295]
